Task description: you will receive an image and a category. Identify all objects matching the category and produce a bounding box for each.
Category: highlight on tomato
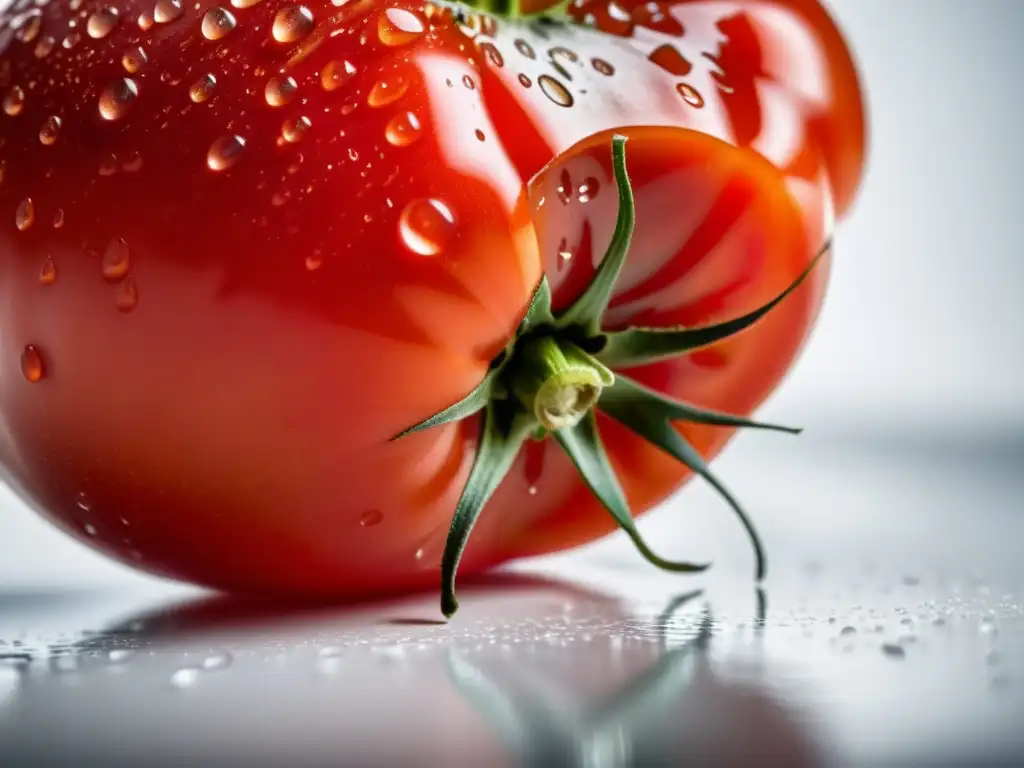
[0,0,866,615]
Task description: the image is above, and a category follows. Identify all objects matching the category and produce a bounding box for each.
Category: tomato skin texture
[0,0,864,595]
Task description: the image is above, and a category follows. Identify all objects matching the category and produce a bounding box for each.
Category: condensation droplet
[15,198,34,230]
[207,134,246,171]
[474,128,485,141]
[321,59,355,91]
[514,38,535,59]
[281,115,311,143]
[479,41,503,68]
[86,6,119,38]
[153,0,183,24]
[272,5,314,43]
[462,74,476,90]
[137,11,153,29]
[102,237,131,282]
[360,509,384,527]
[202,652,232,671]
[592,58,614,76]
[40,256,57,285]
[881,643,906,659]
[676,82,704,108]
[116,277,139,312]
[53,209,65,228]
[169,667,201,689]
[264,75,297,107]
[230,0,263,7]
[122,45,148,73]
[21,345,44,383]
[367,72,408,107]
[201,7,236,40]
[538,75,573,107]
[14,10,43,43]
[377,7,424,47]
[3,86,25,116]
[34,36,56,58]
[61,32,81,50]
[517,73,532,89]
[98,77,139,120]
[577,177,599,203]
[38,115,61,145]
[399,198,456,257]
[305,251,322,271]
[555,169,572,205]
[75,492,91,511]
[189,74,217,103]
[384,110,420,147]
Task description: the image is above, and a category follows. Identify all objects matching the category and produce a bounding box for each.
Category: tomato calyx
[394,136,828,618]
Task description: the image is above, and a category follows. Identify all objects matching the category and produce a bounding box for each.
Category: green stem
[454,0,572,20]
[509,337,614,431]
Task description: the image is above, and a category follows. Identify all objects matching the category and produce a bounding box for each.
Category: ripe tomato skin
[0,0,863,596]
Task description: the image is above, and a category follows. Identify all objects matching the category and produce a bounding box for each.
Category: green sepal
[554,134,635,335]
[595,239,832,369]
[518,274,555,335]
[441,403,535,618]
[554,412,709,573]
[600,375,801,435]
[599,395,767,581]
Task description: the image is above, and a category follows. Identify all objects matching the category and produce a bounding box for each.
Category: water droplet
[189,73,217,103]
[116,277,139,312]
[34,36,56,58]
[53,209,65,228]
[38,115,61,145]
[102,237,130,282]
[399,198,456,257]
[207,134,246,171]
[40,256,57,285]
[15,198,35,230]
[61,32,81,50]
[528,485,538,495]
[360,509,384,527]
[121,45,148,73]
[676,82,704,108]
[384,110,421,147]
[479,41,504,68]
[555,169,572,205]
[169,667,201,689]
[98,77,139,121]
[137,10,153,29]
[264,75,297,106]
[517,73,531,88]
[21,345,44,382]
[474,129,485,141]
[378,7,424,47]
[281,115,311,143]
[153,0,183,24]
[272,5,314,43]
[367,71,408,107]
[321,59,355,91]
[577,176,598,203]
[839,626,857,636]
[201,652,232,671]
[881,643,906,659]
[461,75,476,91]
[231,0,263,7]
[201,7,236,40]
[14,10,42,42]
[108,649,133,663]
[4,86,25,116]
[304,251,322,271]
[86,6,119,38]
[592,58,614,76]
[538,75,573,107]
[979,618,998,637]
[514,38,535,59]
[414,547,425,560]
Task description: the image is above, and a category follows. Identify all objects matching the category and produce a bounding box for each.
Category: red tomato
[0,0,865,601]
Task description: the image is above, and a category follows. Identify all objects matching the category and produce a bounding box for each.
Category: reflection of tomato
[0,0,864,602]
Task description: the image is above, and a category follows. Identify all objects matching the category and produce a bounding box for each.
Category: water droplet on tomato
[116,277,139,312]
[15,11,42,43]
[414,547,424,560]
[201,7,236,40]
[528,485,538,495]
[86,6,119,38]
[577,177,599,203]
[538,75,572,107]
[3,86,25,116]
[555,169,572,205]
[462,74,476,90]
[53,209,65,228]
[34,36,56,59]
[153,0,183,24]
[264,75,297,106]
[377,7,423,46]
[517,73,531,88]
[272,6,313,43]
[189,73,216,103]
[305,251,322,270]
[15,198,34,230]
[39,256,57,285]
[474,128,485,141]
[231,0,263,7]
[676,82,704,108]
[137,10,154,29]
[514,38,535,59]
[281,115,310,143]
[38,115,61,146]
[207,134,246,171]
[21,345,44,383]
[122,45,148,73]
[360,509,383,527]
[321,59,355,91]
[367,71,408,107]
[591,58,614,76]
[399,198,456,257]
[83,523,97,537]
[169,668,201,689]
[479,41,503,68]
[98,77,138,120]
[61,33,80,50]
[384,110,420,146]
[102,237,130,282]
